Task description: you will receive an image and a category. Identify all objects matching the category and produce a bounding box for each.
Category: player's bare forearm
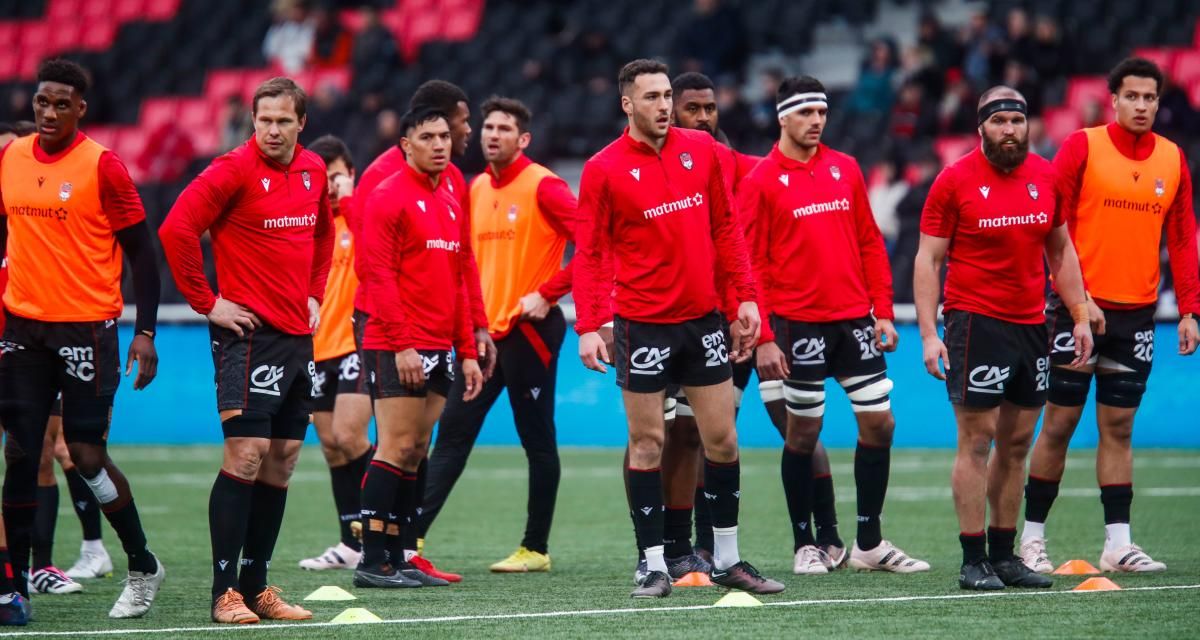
[913,233,948,338]
[1045,225,1087,307]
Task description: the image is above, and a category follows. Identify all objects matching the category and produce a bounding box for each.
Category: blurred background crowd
[0,0,1196,308]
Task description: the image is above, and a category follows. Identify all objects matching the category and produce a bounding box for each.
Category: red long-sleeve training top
[159,138,334,336]
[573,126,757,334]
[741,144,893,342]
[360,161,476,358]
[348,145,487,328]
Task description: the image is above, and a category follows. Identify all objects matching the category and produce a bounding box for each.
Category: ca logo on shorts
[250,365,286,396]
[968,365,1010,394]
[791,338,826,365]
[629,347,670,375]
[1053,332,1075,353]
[339,354,361,381]
[59,346,95,382]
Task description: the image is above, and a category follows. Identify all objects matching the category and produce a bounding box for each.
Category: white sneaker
[29,567,83,594]
[820,543,848,570]
[848,540,930,573]
[65,543,113,579]
[298,543,362,571]
[1100,543,1166,573]
[108,558,165,619]
[1019,537,1054,574]
[793,545,830,575]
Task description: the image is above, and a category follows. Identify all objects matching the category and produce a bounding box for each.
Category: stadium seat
[1171,50,1200,88]
[933,135,975,166]
[176,100,212,132]
[144,0,179,21]
[140,98,180,131]
[47,0,84,20]
[1042,107,1082,144]
[79,20,118,50]
[205,70,246,102]
[113,0,146,21]
[47,19,86,57]
[1134,47,1178,74]
[1065,77,1111,109]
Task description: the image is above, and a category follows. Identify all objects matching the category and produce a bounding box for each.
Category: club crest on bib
[58,182,72,202]
[302,170,311,191]
[830,165,841,181]
[340,231,351,249]
[679,152,693,170]
[507,204,518,222]
[1155,178,1165,198]
[1026,182,1038,200]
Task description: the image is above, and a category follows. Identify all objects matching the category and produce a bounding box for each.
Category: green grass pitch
[6,446,1198,639]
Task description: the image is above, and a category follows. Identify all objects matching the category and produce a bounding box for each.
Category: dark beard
[982,135,1029,171]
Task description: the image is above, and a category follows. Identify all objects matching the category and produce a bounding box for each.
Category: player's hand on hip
[731,302,761,360]
[875,317,899,352]
[519,291,551,321]
[755,340,789,381]
[125,334,158,390]
[579,331,609,373]
[308,297,321,333]
[461,358,484,401]
[396,348,424,390]
[1088,298,1106,336]
[922,334,949,380]
[1070,321,1094,367]
[475,328,498,380]
[1179,316,1199,355]
[207,298,261,337]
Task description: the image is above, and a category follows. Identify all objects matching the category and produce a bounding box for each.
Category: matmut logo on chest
[977,211,1048,229]
[643,192,704,220]
[263,213,318,230]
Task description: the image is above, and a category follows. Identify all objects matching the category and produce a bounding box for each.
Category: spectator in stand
[137,122,195,184]
[847,39,898,115]
[5,88,29,123]
[939,71,978,134]
[1080,98,1105,129]
[889,82,937,140]
[1156,78,1198,141]
[1002,60,1041,115]
[673,0,747,79]
[302,81,348,145]
[220,95,253,153]
[351,6,401,75]
[309,6,353,69]
[890,148,941,303]
[714,81,757,152]
[1027,116,1057,158]
[898,44,944,104]
[868,156,907,248]
[263,0,316,74]
[1030,14,1070,83]
[1000,7,1034,68]
[749,67,785,134]
[960,12,1005,90]
[345,92,384,168]
[917,11,962,71]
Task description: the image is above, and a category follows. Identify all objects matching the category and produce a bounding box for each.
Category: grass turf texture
[8,447,1198,639]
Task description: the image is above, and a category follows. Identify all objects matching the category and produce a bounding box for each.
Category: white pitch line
[2,583,1196,638]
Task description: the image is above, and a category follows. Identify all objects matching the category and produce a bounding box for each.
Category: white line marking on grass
[3,584,1196,637]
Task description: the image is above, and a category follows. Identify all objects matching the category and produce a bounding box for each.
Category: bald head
[978,86,1025,110]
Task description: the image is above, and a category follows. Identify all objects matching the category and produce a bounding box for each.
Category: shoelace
[121,574,150,608]
[801,547,825,568]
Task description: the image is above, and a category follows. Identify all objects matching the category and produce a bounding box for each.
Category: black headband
[977,99,1027,125]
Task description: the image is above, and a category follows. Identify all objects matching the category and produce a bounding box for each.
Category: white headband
[777,92,828,118]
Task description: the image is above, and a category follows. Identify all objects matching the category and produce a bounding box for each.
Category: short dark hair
[1108,57,1164,95]
[410,80,468,115]
[618,59,669,95]
[672,72,715,95]
[37,58,89,95]
[307,135,354,171]
[400,106,448,135]
[253,77,308,119]
[0,122,14,137]
[479,96,532,132]
[776,75,826,104]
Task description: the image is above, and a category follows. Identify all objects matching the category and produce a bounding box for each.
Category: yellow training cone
[304,585,356,601]
[331,607,383,623]
[714,591,763,607]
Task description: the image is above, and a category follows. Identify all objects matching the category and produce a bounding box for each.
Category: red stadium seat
[113,128,150,163]
[140,98,180,131]
[205,70,246,102]
[933,135,975,166]
[113,0,147,21]
[1042,107,1081,144]
[84,125,120,149]
[143,0,179,21]
[443,9,481,41]
[79,20,117,50]
[191,128,221,156]
[176,100,213,132]
[1133,48,1177,76]
[1171,50,1200,88]
[0,52,19,81]
[81,0,112,19]
[1188,79,1200,109]
[47,19,86,57]
[48,0,85,20]
[241,70,277,102]
[338,8,366,32]
[310,68,351,93]
[19,22,52,50]
[1065,77,1110,109]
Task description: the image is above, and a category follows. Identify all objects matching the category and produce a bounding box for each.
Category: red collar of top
[1106,121,1156,161]
[767,142,826,171]
[620,126,684,156]
[400,158,441,192]
[246,136,308,171]
[31,130,87,163]
[484,153,532,188]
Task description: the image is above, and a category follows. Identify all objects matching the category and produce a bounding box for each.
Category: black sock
[854,442,890,551]
[987,527,1017,563]
[209,471,253,600]
[1,503,35,598]
[812,474,841,547]
[401,458,426,553]
[238,481,288,601]
[388,472,417,564]
[960,531,986,564]
[1024,476,1060,524]
[32,485,59,571]
[703,457,740,529]
[781,447,815,550]
[692,485,713,553]
[627,468,664,551]
[0,547,13,594]
[663,506,693,558]
[330,453,367,551]
[360,460,402,567]
[100,497,156,574]
[65,469,103,541]
[1100,484,1133,524]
